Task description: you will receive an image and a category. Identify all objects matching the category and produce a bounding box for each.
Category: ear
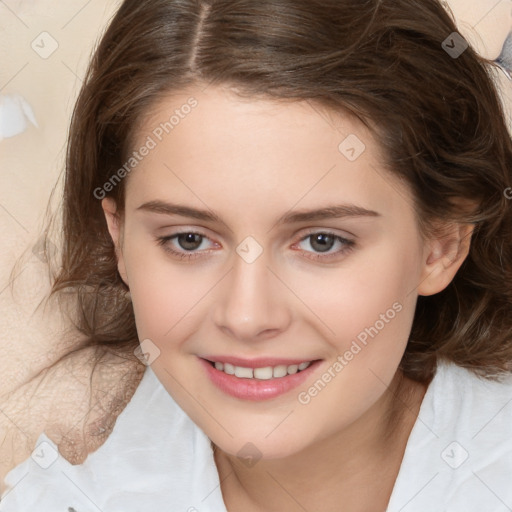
[101,197,129,286]
[417,222,474,296]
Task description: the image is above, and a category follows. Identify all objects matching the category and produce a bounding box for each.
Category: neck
[213,370,428,512]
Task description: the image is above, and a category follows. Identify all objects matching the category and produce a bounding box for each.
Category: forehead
[132,83,371,152]
[124,85,413,222]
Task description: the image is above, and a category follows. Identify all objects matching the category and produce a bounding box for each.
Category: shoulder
[424,358,512,461]
[403,358,512,467]
[388,360,512,508]
[433,358,512,407]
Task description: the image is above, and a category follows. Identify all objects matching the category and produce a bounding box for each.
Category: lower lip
[199,358,322,401]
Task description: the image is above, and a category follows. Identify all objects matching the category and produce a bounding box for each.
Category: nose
[212,247,292,343]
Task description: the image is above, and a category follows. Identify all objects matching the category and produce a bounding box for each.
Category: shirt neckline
[3,359,445,506]
[384,358,447,508]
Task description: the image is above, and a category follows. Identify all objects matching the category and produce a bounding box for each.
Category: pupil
[311,233,334,253]
[179,233,201,250]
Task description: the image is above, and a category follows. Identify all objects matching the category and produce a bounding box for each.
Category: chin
[212,428,310,463]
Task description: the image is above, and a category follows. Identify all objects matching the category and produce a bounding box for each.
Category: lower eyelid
[296,232,353,248]
[157,232,354,258]
[295,237,354,258]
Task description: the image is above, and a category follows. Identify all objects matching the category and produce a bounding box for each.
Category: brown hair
[29,0,512,383]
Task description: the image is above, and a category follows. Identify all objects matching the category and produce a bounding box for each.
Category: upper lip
[201,355,319,368]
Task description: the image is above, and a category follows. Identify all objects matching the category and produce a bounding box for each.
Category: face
[102,84,468,460]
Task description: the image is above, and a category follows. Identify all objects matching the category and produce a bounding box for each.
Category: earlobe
[417,223,474,296]
[101,197,129,285]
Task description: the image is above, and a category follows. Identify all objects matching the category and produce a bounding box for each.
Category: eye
[293,231,355,261]
[155,229,355,262]
[155,231,216,260]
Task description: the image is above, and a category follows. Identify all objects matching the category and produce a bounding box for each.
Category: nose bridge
[212,242,290,340]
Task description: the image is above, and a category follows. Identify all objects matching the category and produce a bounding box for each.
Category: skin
[102,84,473,511]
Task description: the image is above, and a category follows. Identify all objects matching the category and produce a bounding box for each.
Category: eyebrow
[135,200,380,224]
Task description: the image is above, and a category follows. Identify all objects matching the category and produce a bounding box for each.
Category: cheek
[117,224,424,457]
[296,235,421,352]
[288,244,421,440]
[124,219,423,368]
[121,235,206,342]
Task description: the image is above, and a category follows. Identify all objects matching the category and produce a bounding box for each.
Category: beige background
[0,0,511,396]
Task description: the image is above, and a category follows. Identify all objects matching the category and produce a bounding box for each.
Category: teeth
[224,362,235,375]
[235,366,253,378]
[212,360,312,379]
[254,367,273,380]
[287,364,298,374]
[273,365,288,378]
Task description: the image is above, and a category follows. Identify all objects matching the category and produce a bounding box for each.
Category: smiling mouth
[204,359,319,380]
[200,357,324,401]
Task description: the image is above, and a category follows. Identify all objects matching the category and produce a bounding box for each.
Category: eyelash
[154,230,355,262]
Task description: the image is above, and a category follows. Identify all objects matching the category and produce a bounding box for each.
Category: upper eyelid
[159,225,355,241]
[161,228,354,250]
[295,227,355,241]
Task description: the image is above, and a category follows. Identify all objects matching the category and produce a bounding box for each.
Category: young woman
[2,0,512,510]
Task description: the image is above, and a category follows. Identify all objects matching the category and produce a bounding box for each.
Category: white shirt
[1,358,511,511]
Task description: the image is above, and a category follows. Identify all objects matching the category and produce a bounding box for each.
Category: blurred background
[0,0,511,394]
